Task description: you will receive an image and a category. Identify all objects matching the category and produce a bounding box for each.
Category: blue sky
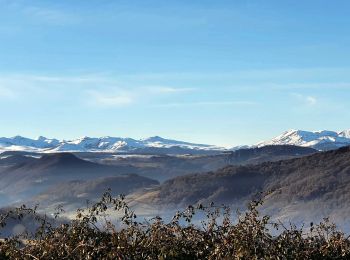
[1,0,350,146]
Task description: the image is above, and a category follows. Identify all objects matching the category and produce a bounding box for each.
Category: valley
[0,130,350,235]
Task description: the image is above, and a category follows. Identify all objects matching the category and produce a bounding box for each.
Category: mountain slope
[96,145,316,182]
[141,146,350,227]
[227,145,317,165]
[0,153,140,204]
[0,154,37,166]
[26,174,159,213]
[257,129,350,150]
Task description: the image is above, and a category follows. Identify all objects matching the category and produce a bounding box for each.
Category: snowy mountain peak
[257,129,350,150]
[143,136,166,142]
[340,130,350,138]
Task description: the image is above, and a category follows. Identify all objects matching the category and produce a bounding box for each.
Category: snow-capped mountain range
[1,129,349,154]
[257,129,350,150]
[0,135,223,153]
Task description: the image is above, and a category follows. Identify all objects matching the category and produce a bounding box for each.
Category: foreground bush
[0,191,349,259]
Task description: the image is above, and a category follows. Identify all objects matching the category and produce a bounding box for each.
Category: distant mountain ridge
[0,135,223,153]
[1,129,350,153]
[256,129,350,150]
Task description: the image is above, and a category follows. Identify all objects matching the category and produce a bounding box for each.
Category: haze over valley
[1,129,350,233]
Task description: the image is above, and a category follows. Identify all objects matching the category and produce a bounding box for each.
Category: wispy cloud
[26,7,63,21]
[147,86,196,94]
[87,90,134,107]
[0,86,16,99]
[86,86,195,108]
[291,93,318,106]
[118,67,350,82]
[0,0,82,25]
[305,96,317,106]
[156,101,257,108]
[268,82,350,90]
[3,71,350,92]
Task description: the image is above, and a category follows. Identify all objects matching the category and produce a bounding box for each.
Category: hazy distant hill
[0,145,320,217]
[96,145,316,182]
[142,146,350,227]
[0,154,37,166]
[0,145,317,201]
[26,174,159,213]
[227,145,317,165]
[0,153,140,204]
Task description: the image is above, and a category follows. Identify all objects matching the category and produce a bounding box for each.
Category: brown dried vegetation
[0,191,349,259]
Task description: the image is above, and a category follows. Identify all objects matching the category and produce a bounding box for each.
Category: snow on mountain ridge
[257,129,350,150]
[0,135,223,153]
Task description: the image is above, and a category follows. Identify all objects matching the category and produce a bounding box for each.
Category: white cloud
[305,96,317,106]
